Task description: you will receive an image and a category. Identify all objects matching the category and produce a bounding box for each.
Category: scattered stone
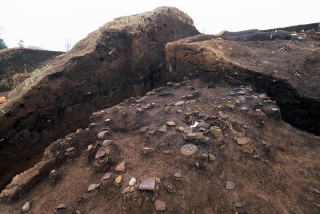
[148,130,156,135]
[115,175,123,184]
[98,131,109,140]
[236,137,251,145]
[235,201,243,208]
[174,101,185,106]
[136,108,143,113]
[95,147,110,159]
[166,121,177,126]
[226,181,235,190]
[140,126,149,133]
[89,123,96,129]
[210,126,223,142]
[185,132,209,143]
[200,153,209,159]
[209,153,216,161]
[56,203,67,210]
[139,177,156,191]
[115,161,126,172]
[177,127,185,132]
[198,120,210,129]
[158,125,167,133]
[174,172,182,178]
[122,186,135,194]
[190,121,199,128]
[129,178,136,186]
[88,183,99,192]
[155,200,166,211]
[102,140,114,147]
[309,187,320,194]
[102,172,113,180]
[22,201,31,212]
[180,144,198,156]
[105,118,112,124]
[66,147,75,153]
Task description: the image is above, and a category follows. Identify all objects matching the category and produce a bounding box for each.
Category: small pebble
[21,201,31,212]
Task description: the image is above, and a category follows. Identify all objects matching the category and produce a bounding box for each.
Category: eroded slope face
[165,32,320,135]
[0,7,199,190]
[0,48,63,92]
[1,79,319,214]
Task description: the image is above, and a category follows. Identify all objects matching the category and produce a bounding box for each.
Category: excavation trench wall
[0,7,199,190]
[165,44,320,136]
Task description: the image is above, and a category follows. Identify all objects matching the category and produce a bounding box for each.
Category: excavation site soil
[0,7,319,214]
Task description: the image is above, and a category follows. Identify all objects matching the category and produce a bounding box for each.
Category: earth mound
[0,7,199,190]
[165,26,320,135]
[1,79,319,213]
[0,7,319,214]
[0,48,63,92]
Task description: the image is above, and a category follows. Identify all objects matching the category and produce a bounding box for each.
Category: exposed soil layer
[0,7,199,190]
[0,48,63,92]
[1,79,319,214]
[165,31,320,135]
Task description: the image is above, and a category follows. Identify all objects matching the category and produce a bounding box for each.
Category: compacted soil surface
[1,79,319,214]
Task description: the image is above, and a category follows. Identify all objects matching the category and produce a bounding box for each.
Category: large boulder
[0,7,199,190]
[0,48,63,92]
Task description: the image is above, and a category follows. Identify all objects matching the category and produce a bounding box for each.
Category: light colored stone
[115,161,126,172]
[88,183,99,192]
[22,201,31,212]
[102,172,113,180]
[210,126,223,142]
[115,175,123,184]
[235,201,243,208]
[129,177,136,186]
[66,147,75,152]
[95,147,110,159]
[155,200,166,211]
[236,137,251,145]
[166,121,176,126]
[158,125,167,133]
[102,140,114,147]
[139,177,156,191]
[180,144,198,156]
[209,153,216,161]
[56,203,67,210]
[97,131,109,140]
[226,181,235,190]
[174,172,182,178]
[174,101,185,106]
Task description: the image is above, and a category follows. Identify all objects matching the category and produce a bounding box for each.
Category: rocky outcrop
[166,31,320,135]
[0,48,63,92]
[0,7,199,190]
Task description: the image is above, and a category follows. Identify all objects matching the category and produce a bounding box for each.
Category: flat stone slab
[139,177,156,191]
[180,144,198,156]
[95,147,110,159]
[236,137,251,145]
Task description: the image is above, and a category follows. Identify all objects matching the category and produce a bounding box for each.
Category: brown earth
[0,79,319,214]
[0,48,63,92]
[0,7,319,214]
[0,7,199,191]
[165,29,320,135]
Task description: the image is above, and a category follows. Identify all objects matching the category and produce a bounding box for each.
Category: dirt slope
[165,29,320,135]
[0,48,63,92]
[1,79,319,214]
[0,7,199,190]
